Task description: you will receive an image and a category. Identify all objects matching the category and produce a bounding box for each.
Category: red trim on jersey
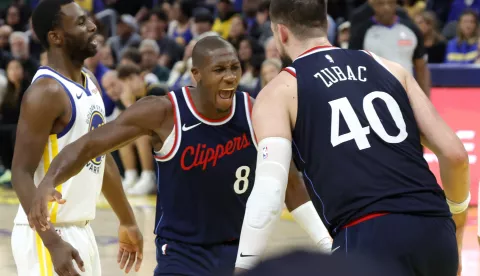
[282,67,296,77]
[297,45,336,59]
[342,212,389,229]
[185,86,233,123]
[154,93,179,161]
[363,50,373,57]
[246,93,258,144]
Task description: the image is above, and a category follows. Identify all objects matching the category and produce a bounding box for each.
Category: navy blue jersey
[153,87,257,244]
[287,46,451,237]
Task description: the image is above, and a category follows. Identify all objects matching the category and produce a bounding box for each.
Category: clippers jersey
[287,46,450,236]
[154,87,257,244]
[14,66,106,225]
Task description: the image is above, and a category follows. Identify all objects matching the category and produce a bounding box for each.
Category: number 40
[329,91,408,150]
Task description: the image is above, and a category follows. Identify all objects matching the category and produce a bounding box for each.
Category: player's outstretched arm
[102,154,143,273]
[235,72,295,272]
[284,161,332,252]
[29,95,172,231]
[12,78,85,275]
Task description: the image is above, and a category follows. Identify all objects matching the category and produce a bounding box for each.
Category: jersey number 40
[329,91,408,150]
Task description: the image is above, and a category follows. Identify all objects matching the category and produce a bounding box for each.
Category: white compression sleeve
[235,137,292,270]
[290,201,332,252]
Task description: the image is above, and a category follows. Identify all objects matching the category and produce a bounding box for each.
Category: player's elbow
[442,145,469,168]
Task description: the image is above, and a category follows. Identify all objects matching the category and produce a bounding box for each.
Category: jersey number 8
[329,91,408,150]
[234,165,250,194]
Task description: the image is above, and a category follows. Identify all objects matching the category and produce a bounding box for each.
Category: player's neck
[47,51,85,85]
[288,37,332,61]
[190,87,230,120]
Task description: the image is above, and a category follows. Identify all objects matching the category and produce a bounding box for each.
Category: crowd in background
[0,0,479,195]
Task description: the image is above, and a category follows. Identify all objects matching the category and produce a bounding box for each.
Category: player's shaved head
[192,36,236,68]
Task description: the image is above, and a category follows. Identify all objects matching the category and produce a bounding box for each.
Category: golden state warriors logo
[85,105,105,174]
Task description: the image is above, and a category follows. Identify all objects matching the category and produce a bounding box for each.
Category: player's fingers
[125,252,136,273]
[33,202,47,231]
[53,190,66,204]
[135,253,143,272]
[117,248,124,263]
[66,264,81,276]
[119,250,130,269]
[55,265,69,276]
[72,249,85,272]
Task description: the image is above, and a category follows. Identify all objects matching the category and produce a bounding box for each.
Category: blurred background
[0,0,478,275]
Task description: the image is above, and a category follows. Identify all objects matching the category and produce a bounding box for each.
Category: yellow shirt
[212,15,237,39]
[75,0,93,12]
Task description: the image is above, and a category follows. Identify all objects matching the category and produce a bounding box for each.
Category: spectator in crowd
[445,9,479,64]
[447,0,480,23]
[238,37,263,92]
[139,39,171,82]
[349,0,431,97]
[0,24,12,51]
[168,0,195,47]
[414,11,447,63]
[336,21,350,49]
[107,14,142,62]
[0,59,29,180]
[115,63,163,195]
[212,0,238,39]
[99,44,116,68]
[228,15,247,49]
[251,0,273,46]
[8,31,38,82]
[4,4,27,32]
[264,36,279,59]
[120,47,160,84]
[260,58,281,89]
[167,37,197,90]
[192,7,215,38]
[101,70,123,122]
[145,8,184,68]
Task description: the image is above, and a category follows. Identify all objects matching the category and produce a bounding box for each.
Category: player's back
[287,46,451,236]
[14,66,106,225]
[154,87,257,244]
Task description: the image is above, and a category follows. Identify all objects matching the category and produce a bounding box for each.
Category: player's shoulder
[255,70,296,104]
[25,76,68,101]
[364,51,409,87]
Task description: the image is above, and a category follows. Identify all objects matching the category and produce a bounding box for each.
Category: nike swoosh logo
[182,123,201,132]
[331,246,340,253]
[76,91,83,99]
[240,253,257,257]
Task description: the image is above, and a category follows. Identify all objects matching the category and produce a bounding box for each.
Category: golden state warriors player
[28,36,333,276]
[235,0,470,275]
[11,1,143,275]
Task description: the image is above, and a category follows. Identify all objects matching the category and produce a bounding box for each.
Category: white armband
[446,192,471,214]
[235,137,292,270]
[291,201,332,253]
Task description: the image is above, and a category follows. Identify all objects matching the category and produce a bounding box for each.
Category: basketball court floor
[0,188,478,276]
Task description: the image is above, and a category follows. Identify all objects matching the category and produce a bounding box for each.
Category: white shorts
[11,223,101,276]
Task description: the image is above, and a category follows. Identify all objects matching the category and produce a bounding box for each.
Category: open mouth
[219,89,235,99]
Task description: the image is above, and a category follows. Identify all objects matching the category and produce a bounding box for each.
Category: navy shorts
[332,213,458,276]
[154,236,238,276]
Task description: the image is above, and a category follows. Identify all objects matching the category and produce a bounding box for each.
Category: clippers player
[11,1,143,275]
[235,0,470,275]
[28,36,332,275]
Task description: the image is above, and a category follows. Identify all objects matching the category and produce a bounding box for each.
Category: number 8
[234,166,250,194]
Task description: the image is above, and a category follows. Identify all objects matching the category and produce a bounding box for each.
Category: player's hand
[28,179,65,231]
[117,224,144,273]
[234,267,249,275]
[46,239,85,276]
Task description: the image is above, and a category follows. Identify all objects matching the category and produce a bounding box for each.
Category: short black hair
[32,0,74,49]
[177,0,196,19]
[148,8,168,23]
[270,0,327,39]
[191,36,236,67]
[116,63,141,79]
[121,47,142,65]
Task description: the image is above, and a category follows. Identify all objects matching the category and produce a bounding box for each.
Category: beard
[64,34,97,64]
[278,44,293,67]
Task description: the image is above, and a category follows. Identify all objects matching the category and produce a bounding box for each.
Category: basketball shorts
[332,213,458,276]
[11,222,101,276]
[154,236,238,276]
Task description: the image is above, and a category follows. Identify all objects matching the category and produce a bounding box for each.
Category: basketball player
[234,0,470,275]
[11,1,143,275]
[27,36,332,275]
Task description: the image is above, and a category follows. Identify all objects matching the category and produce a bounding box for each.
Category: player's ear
[47,30,63,47]
[278,24,289,44]
[191,67,201,83]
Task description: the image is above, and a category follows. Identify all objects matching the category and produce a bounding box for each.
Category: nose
[223,71,236,84]
[87,19,97,33]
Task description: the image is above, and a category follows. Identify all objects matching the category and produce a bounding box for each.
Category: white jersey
[14,66,106,225]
